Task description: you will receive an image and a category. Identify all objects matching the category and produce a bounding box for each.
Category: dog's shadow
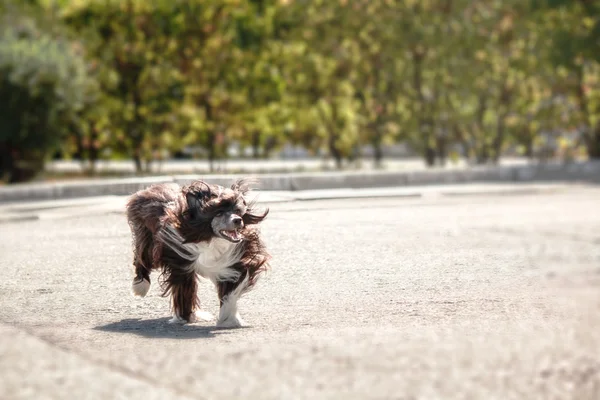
[94,317,246,339]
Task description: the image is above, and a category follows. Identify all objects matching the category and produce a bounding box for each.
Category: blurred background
[0,0,598,183]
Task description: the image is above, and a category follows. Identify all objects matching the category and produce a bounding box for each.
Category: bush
[0,20,89,183]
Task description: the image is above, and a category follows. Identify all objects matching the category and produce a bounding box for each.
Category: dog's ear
[231,177,257,195]
[184,181,213,219]
[185,192,201,219]
[242,207,269,225]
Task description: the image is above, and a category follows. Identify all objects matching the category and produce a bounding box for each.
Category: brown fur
[125,178,270,323]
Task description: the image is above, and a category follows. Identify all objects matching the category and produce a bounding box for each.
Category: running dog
[125,178,270,328]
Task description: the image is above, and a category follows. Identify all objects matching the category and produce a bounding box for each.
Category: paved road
[1,185,599,399]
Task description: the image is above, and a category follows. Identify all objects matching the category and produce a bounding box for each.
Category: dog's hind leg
[130,227,153,297]
[131,256,151,297]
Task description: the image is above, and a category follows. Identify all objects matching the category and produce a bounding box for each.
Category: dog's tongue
[226,230,240,240]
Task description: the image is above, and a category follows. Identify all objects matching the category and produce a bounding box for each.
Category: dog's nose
[232,215,243,227]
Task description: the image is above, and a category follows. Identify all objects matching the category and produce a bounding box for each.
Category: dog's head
[181,178,268,243]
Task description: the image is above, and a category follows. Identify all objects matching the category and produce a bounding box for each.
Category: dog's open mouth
[220,230,243,243]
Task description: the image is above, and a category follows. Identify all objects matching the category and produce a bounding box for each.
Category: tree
[276,0,365,169]
[61,0,184,173]
[5,0,599,180]
[532,0,600,159]
[0,13,90,182]
[229,1,288,159]
[349,0,406,167]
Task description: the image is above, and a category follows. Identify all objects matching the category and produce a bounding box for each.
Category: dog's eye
[220,199,233,208]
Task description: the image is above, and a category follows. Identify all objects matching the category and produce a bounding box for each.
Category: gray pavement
[1,184,600,399]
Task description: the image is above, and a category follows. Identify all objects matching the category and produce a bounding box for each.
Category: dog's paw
[131,278,150,297]
[216,313,245,329]
[168,314,187,324]
[192,310,215,322]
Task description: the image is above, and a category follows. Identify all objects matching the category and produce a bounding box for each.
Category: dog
[125,178,270,328]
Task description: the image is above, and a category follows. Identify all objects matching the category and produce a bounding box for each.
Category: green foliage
[2,0,600,182]
[60,0,188,172]
[0,16,90,182]
[531,0,600,158]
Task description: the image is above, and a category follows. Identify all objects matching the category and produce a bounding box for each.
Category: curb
[0,161,598,204]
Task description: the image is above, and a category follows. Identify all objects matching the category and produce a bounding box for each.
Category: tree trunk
[476,146,490,164]
[88,125,99,175]
[588,125,600,159]
[201,98,219,172]
[207,132,216,173]
[264,136,277,159]
[473,94,489,165]
[72,123,85,162]
[373,140,383,168]
[71,121,92,173]
[317,100,344,169]
[491,115,506,164]
[4,148,40,183]
[452,125,472,162]
[574,66,600,159]
[492,80,511,164]
[412,51,437,167]
[436,136,447,167]
[424,147,436,167]
[251,130,261,159]
[328,133,343,169]
[131,100,144,174]
[421,121,436,167]
[524,129,534,160]
[0,145,14,182]
[133,148,143,173]
[119,57,144,173]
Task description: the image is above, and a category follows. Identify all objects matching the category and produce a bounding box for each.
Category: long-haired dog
[125,178,270,328]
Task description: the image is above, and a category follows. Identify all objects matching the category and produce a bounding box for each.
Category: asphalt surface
[1,185,599,399]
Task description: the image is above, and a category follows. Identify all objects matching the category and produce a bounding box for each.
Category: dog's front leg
[166,268,201,324]
[216,266,249,328]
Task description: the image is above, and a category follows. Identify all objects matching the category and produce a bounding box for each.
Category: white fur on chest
[191,238,243,283]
